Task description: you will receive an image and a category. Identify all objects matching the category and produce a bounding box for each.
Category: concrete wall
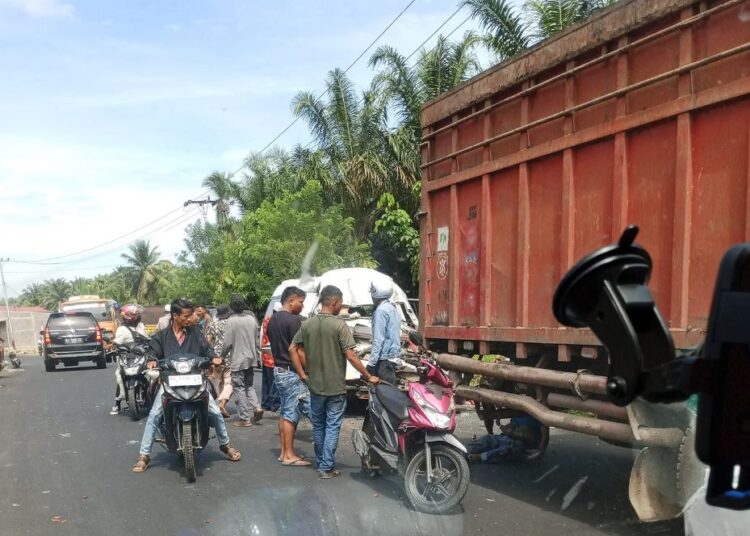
[0,312,50,352]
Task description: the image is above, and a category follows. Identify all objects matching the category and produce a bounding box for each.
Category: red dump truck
[419,0,750,521]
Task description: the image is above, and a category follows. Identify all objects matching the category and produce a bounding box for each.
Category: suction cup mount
[553,226,675,406]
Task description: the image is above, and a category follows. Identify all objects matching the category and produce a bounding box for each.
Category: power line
[13,190,210,265]
[7,1,449,270]
[298,7,470,154]
[226,0,419,178]
[4,264,121,275]
[10,207,201,270]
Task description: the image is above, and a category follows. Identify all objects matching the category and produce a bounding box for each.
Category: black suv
[42,312,107,372]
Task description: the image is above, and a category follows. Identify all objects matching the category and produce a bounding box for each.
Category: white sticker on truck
[437,226,449,252]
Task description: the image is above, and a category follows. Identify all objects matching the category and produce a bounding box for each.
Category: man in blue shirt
[366,279,402,385]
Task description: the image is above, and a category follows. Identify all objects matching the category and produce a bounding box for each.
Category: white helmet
[370,279,394,301]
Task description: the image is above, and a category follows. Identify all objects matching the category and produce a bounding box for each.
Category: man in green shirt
[290,285,379,479]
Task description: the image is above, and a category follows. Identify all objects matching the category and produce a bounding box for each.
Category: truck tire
[96,353,107,369]
[181,421,197,483]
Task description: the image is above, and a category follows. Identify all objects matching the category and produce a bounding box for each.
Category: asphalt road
[0,355,685,536]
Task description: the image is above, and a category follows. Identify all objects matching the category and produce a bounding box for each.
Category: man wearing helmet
[110,304,148,415]
[367,279,402,385]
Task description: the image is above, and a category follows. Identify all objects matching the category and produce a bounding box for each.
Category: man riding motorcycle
[110,304,148,415]
[132,298,241,473]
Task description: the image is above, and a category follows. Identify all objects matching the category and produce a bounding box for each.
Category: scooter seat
[375,384,411,420]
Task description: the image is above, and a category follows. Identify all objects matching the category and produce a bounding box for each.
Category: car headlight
[174,360,193,374]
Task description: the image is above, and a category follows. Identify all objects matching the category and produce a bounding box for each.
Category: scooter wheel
[404,444,470,514]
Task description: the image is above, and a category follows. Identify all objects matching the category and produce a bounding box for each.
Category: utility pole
[184,197,218,219]
[0,258,14,350]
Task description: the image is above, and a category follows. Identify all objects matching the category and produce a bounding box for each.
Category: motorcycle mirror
[408,331,424,348]
[552,226,674,406]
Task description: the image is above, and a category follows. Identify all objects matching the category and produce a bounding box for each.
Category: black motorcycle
[158,353,211,483]
[113,337,157,421]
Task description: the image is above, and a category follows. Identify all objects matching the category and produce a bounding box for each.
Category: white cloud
[0,0,75,18]
[0,136,214,294]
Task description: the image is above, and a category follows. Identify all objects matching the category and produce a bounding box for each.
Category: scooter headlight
[411,390,452,430]
[174,360,193,374]
[124,366,141,375]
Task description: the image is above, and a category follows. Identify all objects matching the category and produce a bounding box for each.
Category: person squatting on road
[266,286,311,467]
[131,298,241,473]
[110,304,148,415]
[222,294,264,428]
[290,285,380,479]
[366,279,402,386]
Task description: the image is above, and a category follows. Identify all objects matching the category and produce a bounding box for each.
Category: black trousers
[367,360,398,385]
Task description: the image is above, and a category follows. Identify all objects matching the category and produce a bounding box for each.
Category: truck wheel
[404,444,470,514]
[96,354,107,369]
[181,421,197,483]
[44,359,56,372]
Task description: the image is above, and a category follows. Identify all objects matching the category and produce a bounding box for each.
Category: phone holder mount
[553,225,750,510]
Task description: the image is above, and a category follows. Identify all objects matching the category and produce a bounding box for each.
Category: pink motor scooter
[352,332,470,513]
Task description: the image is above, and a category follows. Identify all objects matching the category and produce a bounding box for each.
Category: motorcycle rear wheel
[181,421,197,483]
[404,444,470,514]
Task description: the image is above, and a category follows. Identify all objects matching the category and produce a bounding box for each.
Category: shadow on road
[464,436,683,535]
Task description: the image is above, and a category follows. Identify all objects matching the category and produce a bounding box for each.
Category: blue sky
[0,0,497,297]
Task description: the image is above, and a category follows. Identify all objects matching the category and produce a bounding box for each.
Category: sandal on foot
[220,444,241,461]
[231,420,253,428]
[319,469,341,479]
[132,455,151,473]
[282,458,312,467]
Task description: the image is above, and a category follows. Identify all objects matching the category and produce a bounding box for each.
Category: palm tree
[201,171,234,227]
[40,278,72,311]
[461,0,529,61]
[19,282,46,308]
[292,68,395,240]
[462,0,617,61]
[369,32,481,213]
[235,147,306,215]
[121,240,173,304]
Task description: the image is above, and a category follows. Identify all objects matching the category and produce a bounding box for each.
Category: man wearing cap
[156,304,171,331]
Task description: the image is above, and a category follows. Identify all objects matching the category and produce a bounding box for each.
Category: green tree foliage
[201,171,234,227]
[209,181,374,310]
[171,221,228,305]
[40,278,72,311]
[292,69,398,240]
[121,240,174,304]
[462,0,617,61]
[374,192,421,285]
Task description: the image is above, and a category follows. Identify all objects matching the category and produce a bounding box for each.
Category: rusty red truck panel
[419,0,750,357]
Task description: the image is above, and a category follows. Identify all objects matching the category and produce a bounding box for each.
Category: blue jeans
[261,365,280,411]
[309,394,347,473]
[139,386,229,456]
[275,368,311,424]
